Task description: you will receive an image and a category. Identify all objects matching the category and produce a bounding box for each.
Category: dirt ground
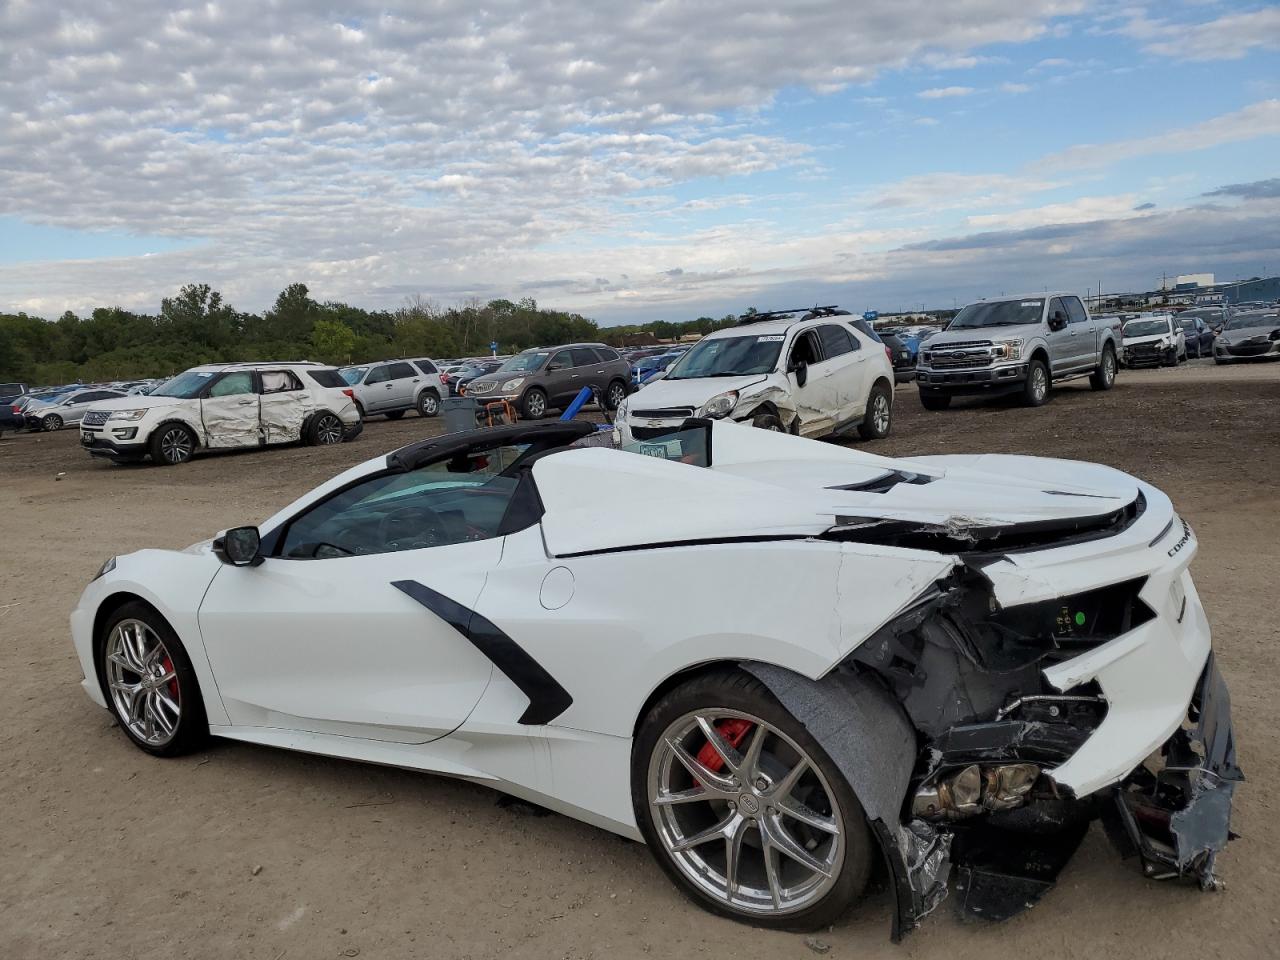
[2,359,1278,960]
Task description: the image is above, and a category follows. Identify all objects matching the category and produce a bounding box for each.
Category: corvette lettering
[1167,518,1192,557]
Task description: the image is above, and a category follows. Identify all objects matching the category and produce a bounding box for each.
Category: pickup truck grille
[922,341,995,370]
[81,410,111,427]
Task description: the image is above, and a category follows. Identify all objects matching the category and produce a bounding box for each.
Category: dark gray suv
[462,343,631,419]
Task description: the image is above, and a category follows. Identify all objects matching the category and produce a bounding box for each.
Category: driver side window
[788,330,821,368]
[209,372,256,397]
[279,444,532,559]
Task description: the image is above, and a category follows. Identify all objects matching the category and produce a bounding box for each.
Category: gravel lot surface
[2,358,1277,959]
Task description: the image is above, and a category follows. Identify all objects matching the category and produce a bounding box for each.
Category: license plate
[638,441,681,458]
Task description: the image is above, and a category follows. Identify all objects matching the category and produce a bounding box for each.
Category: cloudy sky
[1,1,1278,324]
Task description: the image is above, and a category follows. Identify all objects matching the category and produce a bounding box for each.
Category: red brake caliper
[695,718,754,776]
[162,654,179,702]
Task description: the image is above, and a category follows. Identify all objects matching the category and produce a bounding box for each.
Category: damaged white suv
[616,307,894,443]
[80,362,362,465]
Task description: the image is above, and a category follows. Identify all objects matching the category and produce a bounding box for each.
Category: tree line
[0,282,740,385]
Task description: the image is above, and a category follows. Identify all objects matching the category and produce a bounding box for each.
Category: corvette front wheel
[633,671,872,929]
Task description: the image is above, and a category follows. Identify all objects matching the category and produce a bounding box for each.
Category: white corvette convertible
[71,419,1240,937]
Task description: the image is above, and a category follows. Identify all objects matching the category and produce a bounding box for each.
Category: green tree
[311,318,357,364]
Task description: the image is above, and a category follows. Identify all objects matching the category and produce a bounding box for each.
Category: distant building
[1174,273,1214,290]
[1220,276,1280,305]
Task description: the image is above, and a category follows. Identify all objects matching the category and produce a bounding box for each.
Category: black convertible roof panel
[386,420,597,472]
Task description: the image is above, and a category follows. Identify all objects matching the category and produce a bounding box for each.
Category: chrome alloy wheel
[1102,351,1116,385]
[871,393,891,433]
[105,619,181,747]
[526,391,546,417]
[316,413,343,444]
[607,382,626,409]
[419,393,439,416]
[159,426,193,463]
[648,710,845,917]
[1030,364,1048,401]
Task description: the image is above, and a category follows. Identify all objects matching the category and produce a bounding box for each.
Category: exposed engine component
[912,763,1040,821]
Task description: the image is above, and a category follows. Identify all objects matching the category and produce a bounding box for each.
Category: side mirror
[548,362,565,372]
[214,526,263,567]
[1048,312,1068,331]
[789,359,808,387]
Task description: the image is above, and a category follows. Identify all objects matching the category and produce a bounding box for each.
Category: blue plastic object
[560,386,593,420]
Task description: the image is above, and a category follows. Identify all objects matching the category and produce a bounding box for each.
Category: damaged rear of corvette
[614,423,1243,938]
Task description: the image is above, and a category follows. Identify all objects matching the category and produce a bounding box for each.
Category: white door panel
[197,537,503,743]
[200,395,260,447]
[790,364,838,436]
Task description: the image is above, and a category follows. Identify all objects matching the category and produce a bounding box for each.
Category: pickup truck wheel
[385,410,406,420]
[1022,359,1050,407]
[919,391,951,411]
[1090,346,1117,391]
[857,384,892,440]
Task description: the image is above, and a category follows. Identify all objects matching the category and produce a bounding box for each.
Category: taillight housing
[342,389,354,400]
[439,373,447,384]
[884,345,893,364]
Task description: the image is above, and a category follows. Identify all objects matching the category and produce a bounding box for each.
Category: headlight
[500,377,525,392]
[992,339,1023,360]
[699,390,739,419]
[92,556,116,581]
[108,409,149,421]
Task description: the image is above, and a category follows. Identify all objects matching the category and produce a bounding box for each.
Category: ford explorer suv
[916,293,1120,409]
[615,306,895,442]
[339,358,444,419]
[79,362,362,465]
[462,343,631,419]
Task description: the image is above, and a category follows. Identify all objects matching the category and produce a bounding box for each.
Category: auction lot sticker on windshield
[757,335,785,342]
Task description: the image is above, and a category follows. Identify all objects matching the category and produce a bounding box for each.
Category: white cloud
[917,86,975,99]
[0,0,1091,314]
[1001,82,1032,93]
[1036,99,1280,170]
[1118,7,1280,61]
[964,194,1146,231]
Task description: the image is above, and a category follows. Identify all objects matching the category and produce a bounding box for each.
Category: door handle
[237,398,255,405]
[570,374,580,378]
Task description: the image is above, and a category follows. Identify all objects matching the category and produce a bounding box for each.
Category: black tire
[919,391,951,411]
[354,400,366,420]
[521,387,548,420]
[96,600,208,757]
[632,670,874,931]
[857,382,892,440]
[417,390,441,418]
[1021,357,1050,407]
[148,422,196,465]
[385,409,406,420]
[604,379,628,411]
[1090,344,1117,391]
[306,411,344,445]
[1214,357,1228,365]
[41,414,63,432]
[750,413,785,432]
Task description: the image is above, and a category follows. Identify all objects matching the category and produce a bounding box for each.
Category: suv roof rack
[735,305,845,325]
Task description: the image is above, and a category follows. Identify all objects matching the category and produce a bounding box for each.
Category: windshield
[1226,313,1277,331]
[338,366,368,385]
[665,334,782,379]
[1177,318,1198,330]
[498,352,549,373]
[950,299,1044,328]
[152,369,217,398]
[1124,319,1169,337]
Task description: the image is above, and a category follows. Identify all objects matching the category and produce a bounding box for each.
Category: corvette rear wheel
[634,671,872,929]
[98,602,207,757]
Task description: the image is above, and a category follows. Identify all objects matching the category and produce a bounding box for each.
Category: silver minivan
[338,358,443,419]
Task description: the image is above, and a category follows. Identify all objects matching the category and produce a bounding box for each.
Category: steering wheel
[378,504,447,550]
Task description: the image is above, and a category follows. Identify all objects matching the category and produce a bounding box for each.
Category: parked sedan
[1213,311,1280,364]
[1177,316,1215,358]
[25,387,127,431]
[72,418,1239,938]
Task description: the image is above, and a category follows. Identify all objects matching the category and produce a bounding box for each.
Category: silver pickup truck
[916,292,1121,409]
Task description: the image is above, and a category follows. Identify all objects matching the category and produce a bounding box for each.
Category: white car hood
[629,374,769,412]
[87,394,187,412]
[1123,332,1172,346]
[535,421,1140,556]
